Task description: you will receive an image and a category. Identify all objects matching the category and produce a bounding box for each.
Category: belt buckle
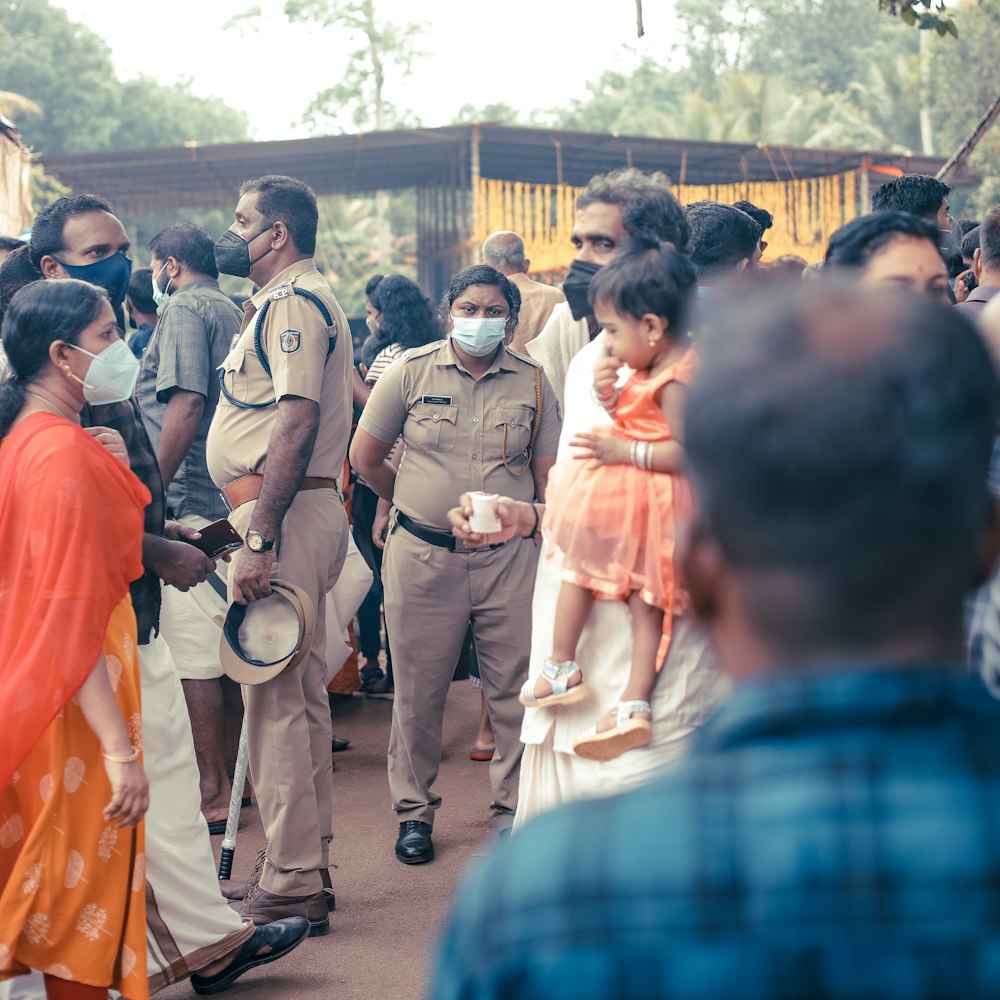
[451,535,474,553]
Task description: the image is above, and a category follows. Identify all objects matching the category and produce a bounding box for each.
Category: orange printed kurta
[0,413,150,998]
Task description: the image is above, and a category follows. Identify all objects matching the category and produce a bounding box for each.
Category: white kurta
[525,301,590,409]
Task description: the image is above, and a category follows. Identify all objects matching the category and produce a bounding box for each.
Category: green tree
[109,77,249,151]
[230,0,426,133]
[0,0,121,154]
[928,0,1000,214]
[229,1,426,270]
[0,0,249,156]
[553,56,695,134]
[452,103,526,126]
[741,0,914,94]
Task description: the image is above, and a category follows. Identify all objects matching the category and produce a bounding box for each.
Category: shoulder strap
[218,288,337,411]
[253,287,336,379]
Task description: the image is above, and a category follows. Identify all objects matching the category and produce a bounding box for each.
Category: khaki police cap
[220,579,315,685]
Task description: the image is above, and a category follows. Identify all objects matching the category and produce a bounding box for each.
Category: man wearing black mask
[526,168,690,407]
[510,171,723,830]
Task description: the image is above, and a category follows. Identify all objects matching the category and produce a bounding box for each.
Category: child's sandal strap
[541,658,580,696]
[616,700,651,725]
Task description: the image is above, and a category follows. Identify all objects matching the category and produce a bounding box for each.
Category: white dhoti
[159,514,228,681]
[139,632,253,991]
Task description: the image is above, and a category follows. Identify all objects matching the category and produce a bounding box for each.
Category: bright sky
[53,0,682,142]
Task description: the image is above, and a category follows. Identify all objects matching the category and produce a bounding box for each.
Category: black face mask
[562,259,603,322]
[214,226,272,278]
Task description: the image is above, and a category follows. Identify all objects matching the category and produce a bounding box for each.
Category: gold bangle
[102,747,139,763]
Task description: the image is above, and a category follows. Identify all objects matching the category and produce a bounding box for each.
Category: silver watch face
[247,531,262,552]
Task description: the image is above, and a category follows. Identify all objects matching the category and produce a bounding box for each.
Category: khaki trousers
[382,519,539,828]
[228,489,348,896]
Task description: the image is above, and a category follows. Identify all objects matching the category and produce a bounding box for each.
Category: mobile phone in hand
[190,518,244,558]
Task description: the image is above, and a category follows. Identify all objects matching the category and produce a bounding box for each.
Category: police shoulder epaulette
[505,347,541,367]
[399,340,445,363]
[269,281,292,302]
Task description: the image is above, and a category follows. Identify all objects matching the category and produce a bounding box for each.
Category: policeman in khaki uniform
[206,175,351,934]
[351,264,561,865]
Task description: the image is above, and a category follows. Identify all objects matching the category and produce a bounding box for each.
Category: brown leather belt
[221,473,339,512]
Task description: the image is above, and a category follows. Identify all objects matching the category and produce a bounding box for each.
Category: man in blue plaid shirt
[434,284,1000,1000]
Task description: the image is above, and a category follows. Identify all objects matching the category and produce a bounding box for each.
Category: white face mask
[151,262,171,311]
[450,316,507,357]
[68,339,140,405]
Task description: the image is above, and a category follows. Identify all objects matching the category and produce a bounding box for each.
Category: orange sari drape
[0,413,151,998]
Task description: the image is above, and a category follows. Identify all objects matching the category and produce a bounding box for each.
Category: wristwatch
[245,529,275,553]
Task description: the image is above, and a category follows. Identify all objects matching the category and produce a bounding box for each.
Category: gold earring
[648,338,657,347]
[62,364,73,377]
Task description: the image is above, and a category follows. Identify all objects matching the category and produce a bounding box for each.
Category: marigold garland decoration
[473,172,859,278]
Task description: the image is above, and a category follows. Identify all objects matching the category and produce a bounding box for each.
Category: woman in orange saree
[0,281,150,1000]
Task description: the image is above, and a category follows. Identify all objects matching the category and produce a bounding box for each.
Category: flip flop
[469,745,495,762]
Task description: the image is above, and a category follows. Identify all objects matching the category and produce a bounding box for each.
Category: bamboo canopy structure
[40,124,974,298]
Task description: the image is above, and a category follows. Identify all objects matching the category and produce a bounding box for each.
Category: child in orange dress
[519,241,698,761]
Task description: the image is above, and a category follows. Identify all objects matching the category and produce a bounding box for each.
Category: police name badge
[280,329,301,353]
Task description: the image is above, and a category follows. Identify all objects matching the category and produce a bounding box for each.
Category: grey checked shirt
[137,279,241,521]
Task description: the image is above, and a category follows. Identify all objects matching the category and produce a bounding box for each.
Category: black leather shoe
[190,916,309,995]
[395,820,434,864]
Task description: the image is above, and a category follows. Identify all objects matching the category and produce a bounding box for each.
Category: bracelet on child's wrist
[592,386,619,409]
[630,441,654,470]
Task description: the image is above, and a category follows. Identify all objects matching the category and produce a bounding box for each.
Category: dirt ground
[159,681,499,1000]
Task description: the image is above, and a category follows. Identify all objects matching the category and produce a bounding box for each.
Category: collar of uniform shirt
[248,257,318,310]
[434,338,520,376]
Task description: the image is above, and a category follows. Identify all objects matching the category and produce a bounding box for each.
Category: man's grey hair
[482,231,527,269]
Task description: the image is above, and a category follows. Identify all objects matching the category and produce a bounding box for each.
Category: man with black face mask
[526,169,690,407]
[207,174,353,934]
[462,169,724,831]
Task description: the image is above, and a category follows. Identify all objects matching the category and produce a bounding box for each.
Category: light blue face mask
[68,339,140,405]
[450,316,507,357]
[151,261,171,310]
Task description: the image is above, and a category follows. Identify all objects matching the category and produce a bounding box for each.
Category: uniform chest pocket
[492,405,533,463]
[409,403,458,452]
[219,350,248,404]
[220,348,274,409]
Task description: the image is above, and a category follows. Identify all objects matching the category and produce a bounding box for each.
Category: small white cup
[469,491,501,533]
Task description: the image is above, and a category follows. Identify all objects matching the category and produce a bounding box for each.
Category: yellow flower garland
[472,172,859,278]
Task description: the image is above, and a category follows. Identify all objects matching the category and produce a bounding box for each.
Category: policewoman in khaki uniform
[206,176,352,933]
[351,264,561,865]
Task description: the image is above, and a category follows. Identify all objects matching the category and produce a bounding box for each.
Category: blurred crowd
[3,166,1000,1000]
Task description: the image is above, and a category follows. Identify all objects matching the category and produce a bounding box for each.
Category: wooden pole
[859,156,871,215]
[937,93,1000,183]
[635,0,644,38]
